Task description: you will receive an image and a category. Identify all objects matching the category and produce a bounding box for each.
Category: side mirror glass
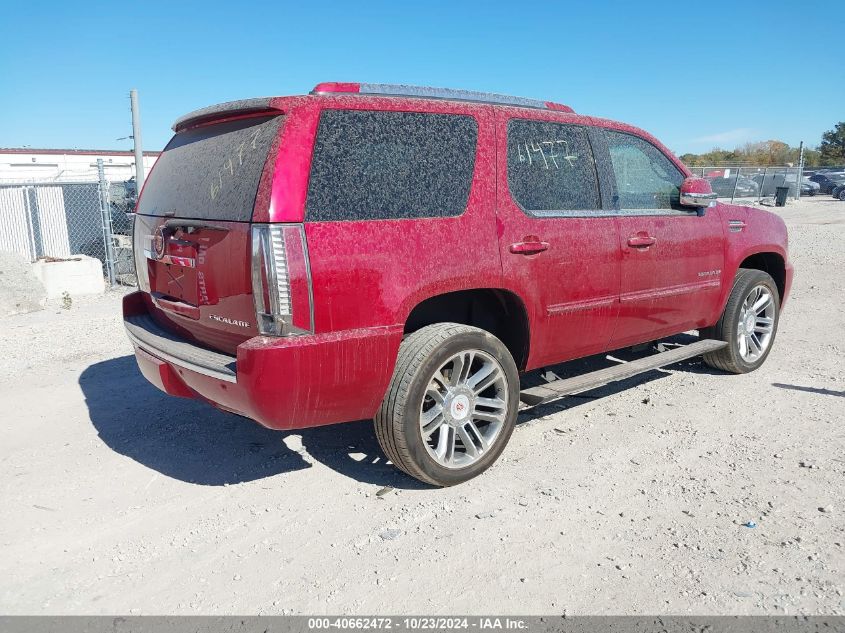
[680,176,718,212]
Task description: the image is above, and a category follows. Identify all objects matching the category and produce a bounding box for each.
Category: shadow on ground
[80,355,429,489]
[80,334,718,489]
[772,382,845,397]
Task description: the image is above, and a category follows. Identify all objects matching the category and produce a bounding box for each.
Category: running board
[519,339,728,407]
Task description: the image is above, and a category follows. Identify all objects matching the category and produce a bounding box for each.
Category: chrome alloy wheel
[737,284,776,362]
[419,350,509,469]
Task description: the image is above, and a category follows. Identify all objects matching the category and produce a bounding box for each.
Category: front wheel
[702,268,780,374]
[375,323,520,486]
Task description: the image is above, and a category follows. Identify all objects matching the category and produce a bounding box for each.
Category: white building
[0,148,160,183]
[0,148,161,264]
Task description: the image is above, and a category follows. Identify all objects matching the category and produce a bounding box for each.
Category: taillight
[132,217,150,289]
[251,224,313,336]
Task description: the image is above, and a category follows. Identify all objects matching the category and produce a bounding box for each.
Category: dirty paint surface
[126,87,792,431]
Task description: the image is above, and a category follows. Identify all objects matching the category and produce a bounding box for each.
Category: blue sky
[1,0,841,155]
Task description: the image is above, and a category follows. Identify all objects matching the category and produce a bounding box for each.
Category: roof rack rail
[311,82,574,113]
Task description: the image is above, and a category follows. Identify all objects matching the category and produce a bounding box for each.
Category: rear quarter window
[305,110,478,222]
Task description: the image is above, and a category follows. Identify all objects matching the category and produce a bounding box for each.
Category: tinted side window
[603,130,684,210]
[508,119,601,213]
[507,120,600,213]
[306,110,478,221]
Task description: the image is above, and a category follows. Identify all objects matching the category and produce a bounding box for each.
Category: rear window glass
[306,110,478,222]
[507,119,600,213]
[138,115,282,221]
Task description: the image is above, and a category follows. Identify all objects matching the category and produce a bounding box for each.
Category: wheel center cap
[450,395,471,421]
[745,313,756,334]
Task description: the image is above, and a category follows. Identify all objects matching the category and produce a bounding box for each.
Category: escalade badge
[153,226,167,259]
[209,315,251,328]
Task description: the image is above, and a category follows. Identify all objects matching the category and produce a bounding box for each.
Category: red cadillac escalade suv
[124,82,793,486]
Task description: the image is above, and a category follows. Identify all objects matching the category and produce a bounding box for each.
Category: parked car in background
[108,179,137,236]
[706,175,759,198]
[832,184,845,200]
[124,82,793,485]
[801,178,820,196]
[809,172,845,194]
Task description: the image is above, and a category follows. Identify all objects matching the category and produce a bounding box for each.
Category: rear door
[598,129,725,348]
[495,113,620,369]
[134,114,284,354]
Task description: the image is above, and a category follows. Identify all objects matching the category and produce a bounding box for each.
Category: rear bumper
[123,292,403,430]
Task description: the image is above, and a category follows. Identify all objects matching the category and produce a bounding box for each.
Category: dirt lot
[1,197,843,615]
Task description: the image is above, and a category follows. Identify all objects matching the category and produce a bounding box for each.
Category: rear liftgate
[519,339,727,407]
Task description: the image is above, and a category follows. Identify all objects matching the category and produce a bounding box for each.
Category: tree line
[679,122,845,167]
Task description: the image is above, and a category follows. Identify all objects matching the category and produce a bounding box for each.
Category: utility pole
[130,89,144,193]
[797,141,805,200]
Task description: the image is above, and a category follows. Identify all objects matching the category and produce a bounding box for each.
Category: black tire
[838,189,845,201]
[375,323,520,486]
[701,268,780,374]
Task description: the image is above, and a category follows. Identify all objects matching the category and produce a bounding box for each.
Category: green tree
[819,122,845,165]
[802,148,821,167]
[680,139,824,168]
[680,148,741,166]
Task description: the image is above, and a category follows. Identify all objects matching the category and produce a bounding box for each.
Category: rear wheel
[838,189,845,201]
[375,323,519,486]
[702,268,780,374]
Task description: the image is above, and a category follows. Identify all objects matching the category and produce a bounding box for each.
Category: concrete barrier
[32,255,106,299]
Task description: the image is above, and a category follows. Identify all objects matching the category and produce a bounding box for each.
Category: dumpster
[775,186,789,207]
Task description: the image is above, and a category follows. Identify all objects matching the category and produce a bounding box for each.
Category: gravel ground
[1,197,843,615]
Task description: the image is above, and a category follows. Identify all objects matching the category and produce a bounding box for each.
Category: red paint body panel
[491,109,620,368]
[125,88,793,432]
[134,322,404,430]
[712,203,793,312]
[134,215,258,355]
[125,291,402,429]
[611,211,725,347]
[134,346,194,399]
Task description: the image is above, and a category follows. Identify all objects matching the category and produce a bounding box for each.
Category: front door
[599,129,726,348]
[495,113,621,369]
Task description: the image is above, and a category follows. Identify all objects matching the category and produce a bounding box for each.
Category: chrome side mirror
[680,176,717,210]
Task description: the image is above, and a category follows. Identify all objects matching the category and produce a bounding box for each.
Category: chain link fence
[688,166,808,204]
[0,160,137,287]
[1,159,840,290]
